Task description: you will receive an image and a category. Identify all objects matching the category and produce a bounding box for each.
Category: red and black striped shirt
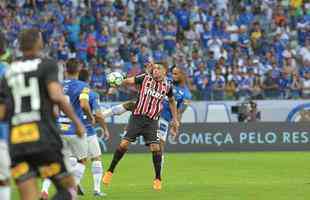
[133,73,172,120]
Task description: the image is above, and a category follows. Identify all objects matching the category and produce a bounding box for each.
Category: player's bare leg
[103,139,129,186]
[91,157,106,197]
[160,139,165,174]
[102,101,135,118]
[50,175,77,200]
[150,143,162,191]
[40,157,78,199]
[17,178,39,200]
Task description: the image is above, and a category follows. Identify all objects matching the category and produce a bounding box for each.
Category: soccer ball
[107,72,124,87]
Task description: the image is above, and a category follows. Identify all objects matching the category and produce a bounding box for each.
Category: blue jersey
[83,91,100,137]
[58,79,90,135]
[160,84,192,122]
[0,62,8,140]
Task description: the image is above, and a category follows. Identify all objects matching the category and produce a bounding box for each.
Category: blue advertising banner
[98,122,310,153]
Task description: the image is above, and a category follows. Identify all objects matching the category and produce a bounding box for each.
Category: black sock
[108,146,127,173]
[152,151,162,180]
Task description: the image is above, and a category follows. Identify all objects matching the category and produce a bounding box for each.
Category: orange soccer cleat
[153,179,162,191]
[102,171,113,186]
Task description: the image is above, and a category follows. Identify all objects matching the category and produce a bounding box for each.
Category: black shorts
[123,115,159,145]
[11,149,71,184]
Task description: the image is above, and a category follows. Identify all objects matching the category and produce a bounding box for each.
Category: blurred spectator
[91,66,107,98]
[212,73,225,100]
[290,72,302,99]
[251,75,263,100]
[0,0,309,101]
[263,70,280,99]
[225,80,237,100]
[302,71,310,99]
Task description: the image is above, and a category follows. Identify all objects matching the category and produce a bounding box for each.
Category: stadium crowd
[0,0,309,101]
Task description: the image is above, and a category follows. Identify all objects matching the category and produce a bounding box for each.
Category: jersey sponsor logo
[11,123,40,144]
[144,87,164,99]
[134,75,170,119]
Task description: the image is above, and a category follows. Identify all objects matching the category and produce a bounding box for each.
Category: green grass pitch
[12,152,310,200]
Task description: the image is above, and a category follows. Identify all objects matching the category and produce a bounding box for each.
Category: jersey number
[8,73,41,124]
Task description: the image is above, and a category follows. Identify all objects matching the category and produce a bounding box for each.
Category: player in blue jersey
[0,31,11,200]
[158,66,191,170]
[78,69,110,197]
[41,59,94,199]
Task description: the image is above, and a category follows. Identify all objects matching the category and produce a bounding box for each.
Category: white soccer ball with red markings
[107,72,124,87]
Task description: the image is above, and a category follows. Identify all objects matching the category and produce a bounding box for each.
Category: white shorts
[87,135,102,159]
[157,118,169,142]
[61,135,88,160]
[0,141,10,180]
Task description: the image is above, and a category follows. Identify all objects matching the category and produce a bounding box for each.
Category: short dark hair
[78,68,90,82]
[19,28,41,52]
[0,31,6,53]
[66,58,80,74]
[155,61,169,73]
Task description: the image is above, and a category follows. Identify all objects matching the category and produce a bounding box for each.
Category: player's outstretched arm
[95,110,110,140]
[168,96,180,136]
[121,76,135,86]
[107,76,136,95]
[47,81,86,137]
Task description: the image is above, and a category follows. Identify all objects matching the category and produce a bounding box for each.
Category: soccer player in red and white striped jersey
[102,63,179,191]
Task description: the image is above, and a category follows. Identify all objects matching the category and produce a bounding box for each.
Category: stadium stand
[0,0,309,101]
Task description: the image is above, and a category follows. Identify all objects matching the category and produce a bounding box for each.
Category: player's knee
[119,140,130,150]
[150,144,160,152]
[57,175,76,189]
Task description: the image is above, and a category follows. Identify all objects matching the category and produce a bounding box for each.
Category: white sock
[73,163,86,185]
[0,186,10,200]
[102,104,127,118]
[91,161,103,193]
[69,157,78,168]
[41,179,52,193]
